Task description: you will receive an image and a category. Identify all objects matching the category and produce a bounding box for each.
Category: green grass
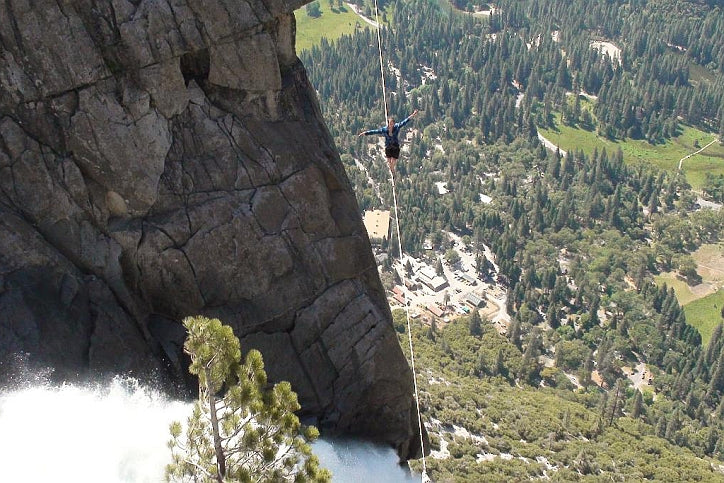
[538,114,724,190]
[685,290,724,346]
[656,245,724,344]
[655,273,699,306]
[294,3,369,52]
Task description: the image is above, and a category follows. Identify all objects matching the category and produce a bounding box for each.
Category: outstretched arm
[397,109,419,128]
[358,127,385,137]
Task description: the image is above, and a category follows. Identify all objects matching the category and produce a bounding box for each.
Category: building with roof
[363,210,391,243]
[404,279,419,291]
[392,293,406,306]
[427,305,444,317]
[460,273,477,285]
[418,265,438,280]
[462,291,486,309]
[416,265,449,292]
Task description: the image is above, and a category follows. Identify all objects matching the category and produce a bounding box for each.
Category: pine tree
[476,350,486,376]
[707,323,724,365]
[665,409,680,441]
[435,258,444,276]
[493,348,506,377]
[167,316,331,482]
[606,378,626,426]
[519,328,543,384]
[427,319,437,341]
[507,317,522,349]
[546,304,559,329]
[656,415,667,438]
[469,309,483,336]
[632,389,643,419]
[709,351,724,400]
[579,351,594,388]
[305,1,322,18]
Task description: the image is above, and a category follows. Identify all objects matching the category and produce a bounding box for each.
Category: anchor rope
[372,0,428,477]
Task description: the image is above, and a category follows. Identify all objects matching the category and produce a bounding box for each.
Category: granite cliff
[0,0,422,458]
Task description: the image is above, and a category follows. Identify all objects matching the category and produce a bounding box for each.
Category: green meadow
[656,244,724,345]
[685,290,724,346]
[294,2,369,52]
[654,274,699,306]
[538,110,724,190]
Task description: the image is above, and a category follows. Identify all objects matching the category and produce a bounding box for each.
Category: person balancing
[359,109,419,173]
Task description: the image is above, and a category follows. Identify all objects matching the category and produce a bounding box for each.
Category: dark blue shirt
[363,115,413,147]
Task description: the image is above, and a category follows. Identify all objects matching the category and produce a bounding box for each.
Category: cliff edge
[0,0,422,459]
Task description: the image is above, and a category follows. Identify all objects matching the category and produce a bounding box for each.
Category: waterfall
[0,377,418,482]
[0,377,188,482]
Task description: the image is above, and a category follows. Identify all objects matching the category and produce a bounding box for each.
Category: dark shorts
[385,144,401,159]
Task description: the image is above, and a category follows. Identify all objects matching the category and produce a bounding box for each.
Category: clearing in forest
[590,40,622,65]
[685,290,724,346]
[694,243,724,286]
[656,244,724,345]
[654,274,700,306]
[537,112,724,190]
[294,2,369,52]
[656,244,724,301]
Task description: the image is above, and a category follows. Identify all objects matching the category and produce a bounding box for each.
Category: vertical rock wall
[0,0,422,458]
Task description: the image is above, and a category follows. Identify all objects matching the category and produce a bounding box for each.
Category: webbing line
[372,1,428,478]
[390,175,428,478]
[373,0,389,121]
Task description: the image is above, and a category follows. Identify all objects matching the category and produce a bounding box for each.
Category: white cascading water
[0,377,418,482]
[0,377,190,483]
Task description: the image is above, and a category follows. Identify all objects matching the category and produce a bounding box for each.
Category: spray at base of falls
[0,377,190,483]
[0,378,418,482]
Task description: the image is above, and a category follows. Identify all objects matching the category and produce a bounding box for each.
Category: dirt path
[699,263,724,277]
[515,92,524,108]
[346,3,378,28]
[678,137,719,171]
[537,132,567,157]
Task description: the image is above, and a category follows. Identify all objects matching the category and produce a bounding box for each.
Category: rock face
[0,0,422,459]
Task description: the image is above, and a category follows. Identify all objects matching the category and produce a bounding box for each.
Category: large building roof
[418,265,438,281]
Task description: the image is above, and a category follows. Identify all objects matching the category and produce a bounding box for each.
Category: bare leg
[387,157,397,173]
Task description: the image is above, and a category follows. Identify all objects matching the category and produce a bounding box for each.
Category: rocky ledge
[0,0,422,459]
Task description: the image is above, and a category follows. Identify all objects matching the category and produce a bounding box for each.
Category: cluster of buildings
[363,209,493,322]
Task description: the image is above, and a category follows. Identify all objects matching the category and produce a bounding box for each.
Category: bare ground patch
[693,244,724,287]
